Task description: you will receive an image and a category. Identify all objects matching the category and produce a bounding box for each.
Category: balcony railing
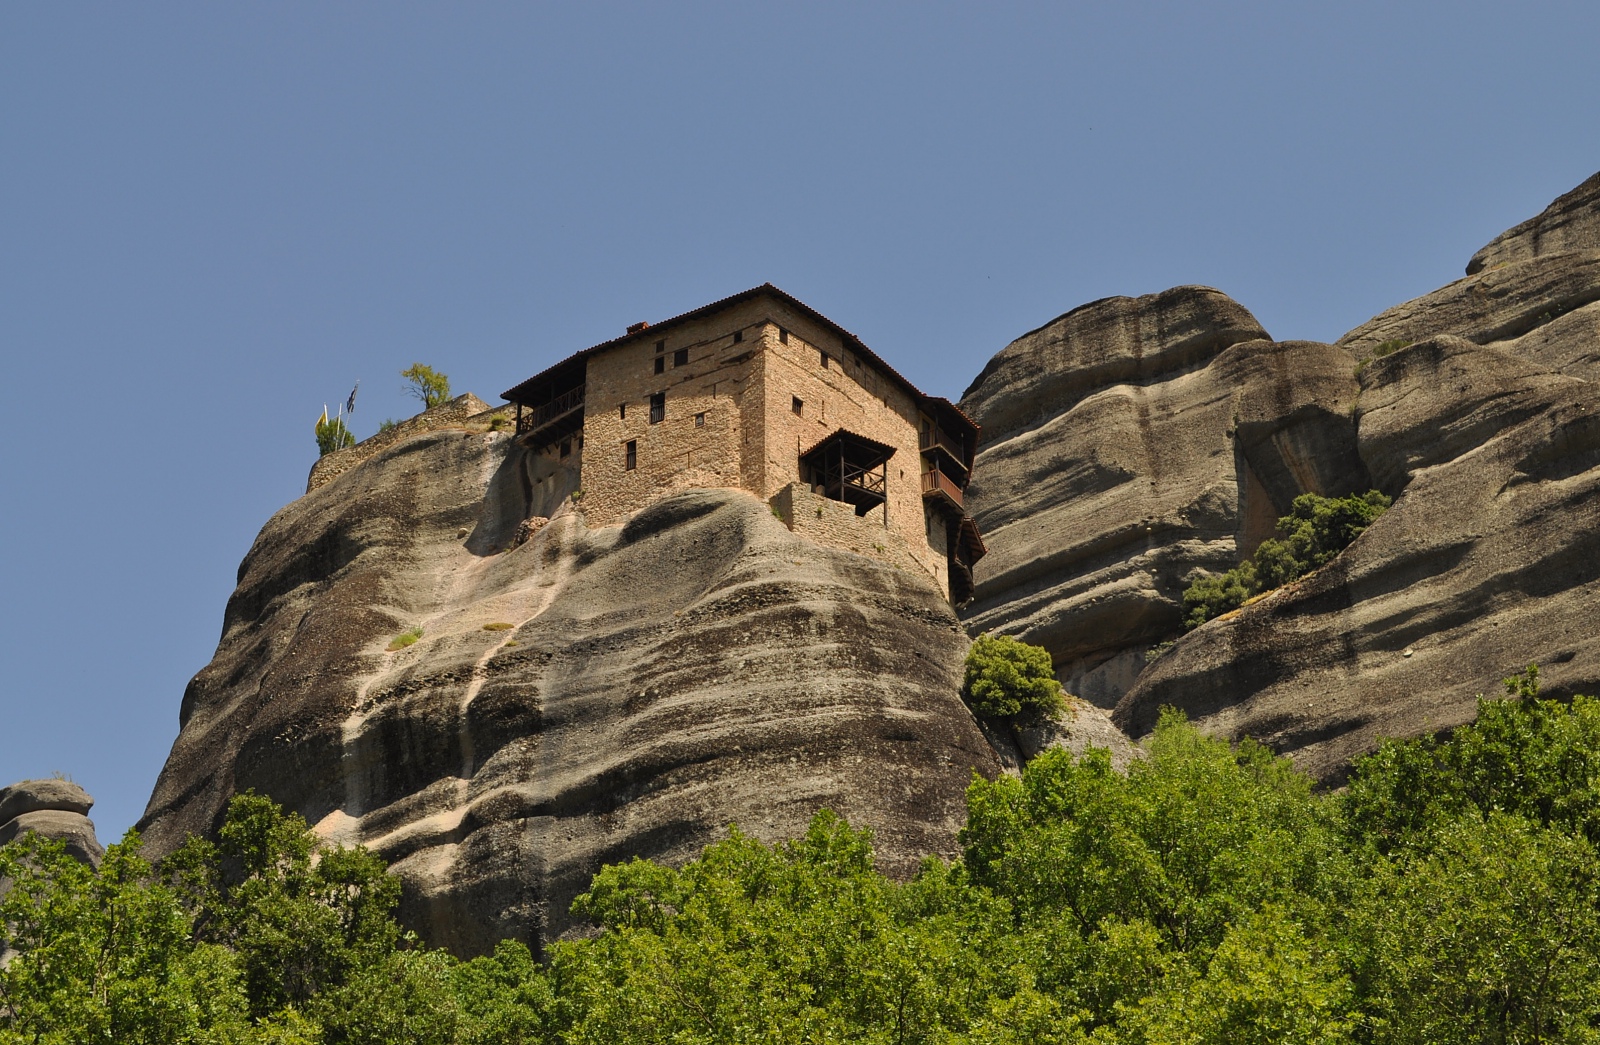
[921,468,964,509]
[518,384,585,434]
[920,427,968,477]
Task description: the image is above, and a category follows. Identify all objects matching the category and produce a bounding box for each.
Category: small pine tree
[401,364,452,410]
[315,415,355,456]
[962,633,1065,721]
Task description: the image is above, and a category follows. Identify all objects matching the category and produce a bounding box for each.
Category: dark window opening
[673,348,688,367]
[779,327,789,344]
[625,440,637,470]
[619,403,627,420]
[821,351,830,368]
[654,356,665,375]
[732,329,743,344]
[792,396,804,416]
[649,392,665,424]
[695,412,705,427]
[559,439,571,458]
[655,339,665,354]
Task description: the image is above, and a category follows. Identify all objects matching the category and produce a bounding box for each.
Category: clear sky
[3,3,1597,841]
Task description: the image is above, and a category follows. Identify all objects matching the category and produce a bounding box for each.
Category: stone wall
[770,482,931,580]
[308,394,497,493]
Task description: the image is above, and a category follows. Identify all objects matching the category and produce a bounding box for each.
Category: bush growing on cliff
[961,633,1065,721]
[1183,490,1391,628]
[315,415,356,456]
[402,363,453,410]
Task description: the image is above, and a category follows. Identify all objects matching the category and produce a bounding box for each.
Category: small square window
[792,396,804,416]
[779,327,789,344]
[559,439,571,458]
[821,351,830,369]
[673,348,688,367]
[655,339,665,354]
[695,412,705,427]
[625,440,637,470]
[650,392,665,424]
[732,329,743,344]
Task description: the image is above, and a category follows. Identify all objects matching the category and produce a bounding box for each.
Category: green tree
[315,414,355,456]
[401,364,452,410]
[962,634,1065,721]
[1183,490,1391,628]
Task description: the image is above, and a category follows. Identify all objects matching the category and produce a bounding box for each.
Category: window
[821,351,830,368]
[655,339,665,354]
[732,329,743,344]
[649,392,665,424]
[694,412,705,427]
[625,440,637,470]
[620,403,627,420]
[559,439,571,458]
[778,327,789,344]
[654,356,665,375]
[673,348,688,367]
[792,396,804,416]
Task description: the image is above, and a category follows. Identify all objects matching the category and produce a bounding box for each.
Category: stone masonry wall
[576,300,768,526]
[308,394,496,493]
[750,305,947,587]
[770,482,929,579]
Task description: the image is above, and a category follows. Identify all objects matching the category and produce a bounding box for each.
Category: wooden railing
[518,385,585,433]
[920,426,966,464]
[921,469,963,508]
[839,461,886,495]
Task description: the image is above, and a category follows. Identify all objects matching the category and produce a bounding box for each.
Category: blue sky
[3,2,1597,840]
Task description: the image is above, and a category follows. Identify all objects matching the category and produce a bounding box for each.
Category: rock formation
[0,780,103,866]
[956,170,1600,783]
[958,287,1369,709]
[139,422,1003,956]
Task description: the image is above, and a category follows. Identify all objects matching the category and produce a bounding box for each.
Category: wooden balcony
[516,384,585,447]
[921,468,964,512]
[920,426,969,477]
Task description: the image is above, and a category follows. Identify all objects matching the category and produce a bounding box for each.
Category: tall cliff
[960,171,1600,782]
[139,425,1004,955]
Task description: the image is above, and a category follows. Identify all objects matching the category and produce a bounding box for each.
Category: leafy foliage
[962,633,1065,721]
[401,363,453,410]
[315,415,355,456]
[1183,490,1391,627]
[7,670,1600,1042]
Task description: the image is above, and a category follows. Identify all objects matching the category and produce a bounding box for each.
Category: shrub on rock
[961,633,1064,721]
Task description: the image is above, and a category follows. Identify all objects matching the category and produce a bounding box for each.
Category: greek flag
[346,381,359,414]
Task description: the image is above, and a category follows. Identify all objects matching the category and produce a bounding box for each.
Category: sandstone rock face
[0,780,103,866]
[1468,171,1600,274]
[1115,334,1600,782]
[140,424,1002,956]
[959,286,1369,710]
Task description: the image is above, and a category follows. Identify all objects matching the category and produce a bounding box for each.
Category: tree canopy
[4,668,1597,1043]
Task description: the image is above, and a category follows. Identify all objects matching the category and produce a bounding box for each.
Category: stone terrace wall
[770,482,932,583]
[307,394,496,493]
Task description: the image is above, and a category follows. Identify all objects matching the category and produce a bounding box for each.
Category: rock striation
[140,421,1003,956]
[962,170,1600,783]
[959,287,1369,710]
[0,780,104,866]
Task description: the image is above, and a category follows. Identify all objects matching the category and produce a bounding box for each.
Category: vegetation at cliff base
[962,633,1065,721]
[6,669,1600,1043]
[1184,489,1392,628]
[401,363,453,410]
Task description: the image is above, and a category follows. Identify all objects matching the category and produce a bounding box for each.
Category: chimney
[626,321,650,335]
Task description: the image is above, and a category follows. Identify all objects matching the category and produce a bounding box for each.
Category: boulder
[0,780,103,867]
[139,425,1004,957]
[1468,171,1600,274]
[1013,699,1143,771]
